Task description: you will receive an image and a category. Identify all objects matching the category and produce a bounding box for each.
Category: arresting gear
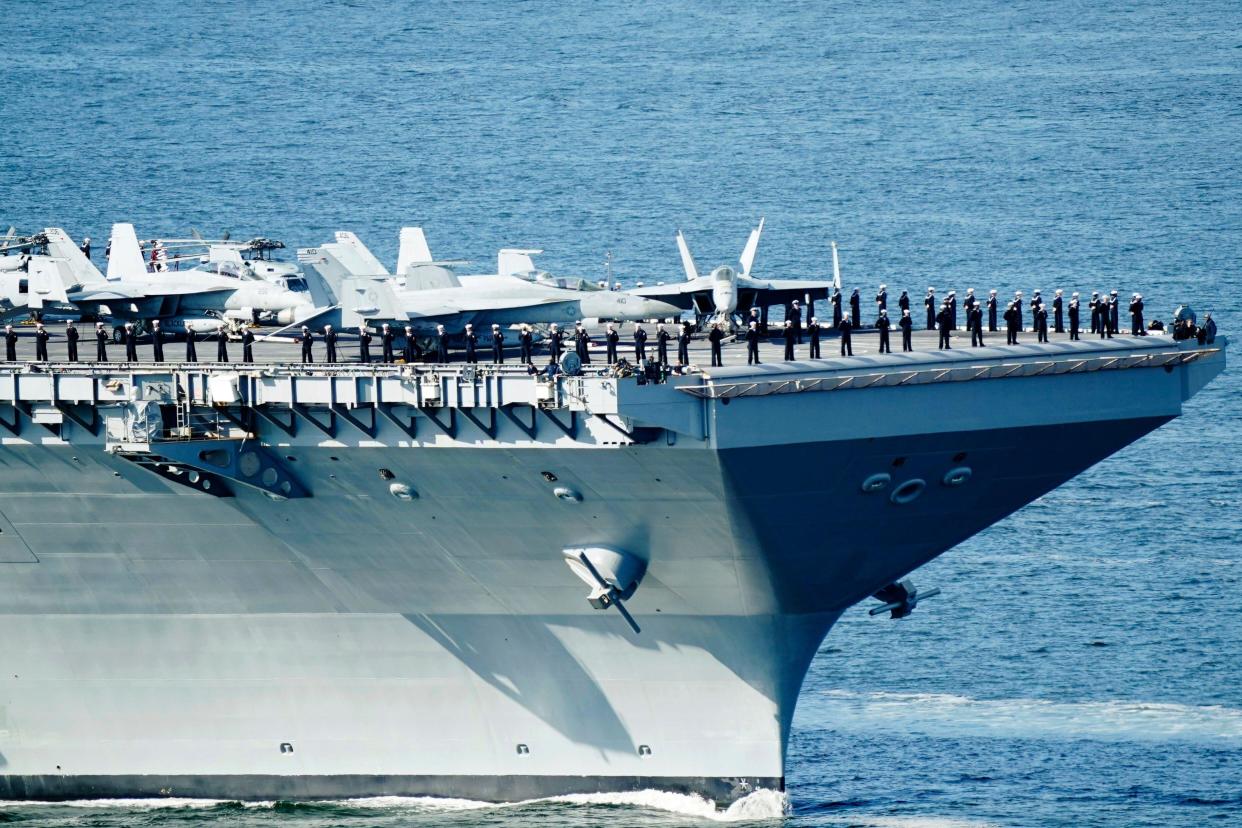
[563,546,646,635]
[869,578,940,619]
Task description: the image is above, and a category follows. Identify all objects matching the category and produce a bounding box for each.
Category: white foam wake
[3,787,790,821]
[805,690,1242,743]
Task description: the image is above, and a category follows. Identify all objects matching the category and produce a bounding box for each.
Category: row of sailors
[799,286,1153,337]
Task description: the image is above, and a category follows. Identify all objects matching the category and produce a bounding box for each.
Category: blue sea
[2,1,1240,826]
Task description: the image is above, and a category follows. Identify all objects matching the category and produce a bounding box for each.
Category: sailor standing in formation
[1053,289,1065,333]
[782,319,796,361]
[548,323,562,363]
[947,290,958,330]
[788,300,802,345]
[323,325,337,363]
[381,323,395,362]
[970,303,985,347]
[604,323,619,364]
[988,290,999,331]
[708,322,724,367]
[574,323,591,365]
[405,325,418,363]
[65,320,78,362]
[1108,290,1120,334]
[185,329,196,363]
[1036,303,1049,343]
[875,284,887,322]
[215,324,229,362]
[899,308,913,351]
[1130,294,1145,335]
[299,326,314,363]
[838,313,853,356]
[1004,301,1020,344]
[808,316,822,358]
[831,288,843,328]
[677,322,691,366]
[3,325,17,361]
[925,287,937,330]
[436,324,450,364]
[491,324,504,364]
[876,310,891,354]
[151,320,164,362]
[849,290,861,331]
[519,324,533,364]
[465,324,480,364]
[1069,292,1081,340]
[633,323,647,363]
[656,323,670,366]
[357,326,370,363]
[243,327,256,363]
[937,301,952,349]
[746,320,761,365]
[1089,291,1101,334]
[35,322,49,362]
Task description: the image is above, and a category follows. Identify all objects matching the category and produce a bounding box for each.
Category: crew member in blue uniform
[937,302,952,349]
[491,323,505,363]
[299,325,314,363]
[708,322,724,367]
[80,236,91,259]
[574,322,591,365]
[656,323,670,366]
[215,324,229,362]
[1108,290,1120,334]
[65,320,78,362]
[987,289,999,331]
[789,300,803,344]
[151,320,164,361]
[633,323,647,362]
[1203,312,1217,344]
[876,309,891,354]
[838,313,853,356]
[123,323,138,362]
[1098,305,1111,339]
[3,325,16,361]
[1130,293,1145,335]
[899,308,913,351]
[242,327,256,363]
[898,289,910,316]
[357,326,371,362]
[782,319,796,361]
[875,284,888,321]
[1035,304,1049,343]
[925,287,937,330]
[548,323,562,363]
[1053,289,1065,333]
[96,322,109,362]
[677,321,691,366]
[808,316,822,358]
[519,324,533,364]
[463,324,478,364]
[35,322,49,362]
[1030,290,1043,332]
[1089,291,1101,334]
[1013,291,1024,332]
[407,325,420,363]
[964,288,977,321]
[970,304,985,347]
[831,288,843,328]
[604,323,619,363]
[947,290,958,330]
[1068,292,1081,340]
[849,290,861,332]
[184,328,196,362]
[1004,302,1019,344]
[746,320,761,364]
[323,324,337,363]
[381,323,395,362]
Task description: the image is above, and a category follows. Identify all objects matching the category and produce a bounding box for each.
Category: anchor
[563,547,646,635]
[869,578,940,619]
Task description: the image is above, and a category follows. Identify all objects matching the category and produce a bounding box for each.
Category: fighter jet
[284,228,680,336]
[41,224,314,335]
[627,218,834,327]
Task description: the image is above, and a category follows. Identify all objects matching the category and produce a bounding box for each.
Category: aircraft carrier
[0,322,1226,806]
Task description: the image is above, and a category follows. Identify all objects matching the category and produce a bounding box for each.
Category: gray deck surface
[1,323,1151,369]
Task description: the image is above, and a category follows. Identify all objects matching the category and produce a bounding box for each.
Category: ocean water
[2,1,1240,826]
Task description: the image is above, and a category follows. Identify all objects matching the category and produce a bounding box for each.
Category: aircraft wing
[408,293,573,318]
[68,284,235,302]
[744,278,834,301]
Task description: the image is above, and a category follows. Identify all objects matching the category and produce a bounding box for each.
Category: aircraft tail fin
[739,217,764,278]
[337,276,408,328]
[334,231,389,277]
[404,264,460,290]
[25,257,73,308]
[41,227,106,286]
[396,226,433,276]
[676,231,699,281]
[106,223,149,281]
[297,246,353,306]
[498,248,542,278]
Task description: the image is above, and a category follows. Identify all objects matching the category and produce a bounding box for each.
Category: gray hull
[0,336,1225,804]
